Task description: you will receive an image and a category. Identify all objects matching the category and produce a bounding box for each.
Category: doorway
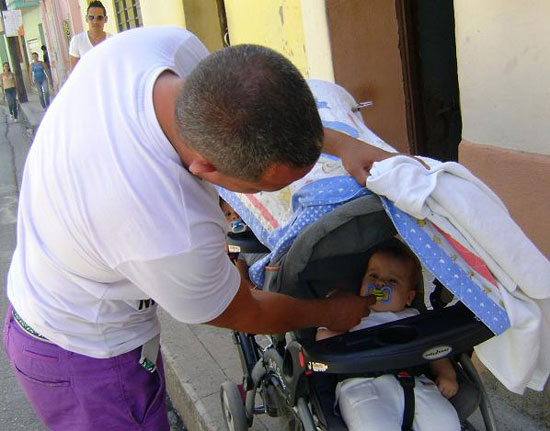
[326,0,461,160]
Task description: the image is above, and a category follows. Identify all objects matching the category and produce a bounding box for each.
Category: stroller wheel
[221,381,249,431]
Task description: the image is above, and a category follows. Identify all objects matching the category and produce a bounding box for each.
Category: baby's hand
[436,375,458,399]
[316,327,343,341]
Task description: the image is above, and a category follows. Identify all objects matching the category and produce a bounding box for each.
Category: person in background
[69,1,111,72]
[41,45,55,93]
[1,62,18,121]
[28,52,50,110]
[41,45,50,68]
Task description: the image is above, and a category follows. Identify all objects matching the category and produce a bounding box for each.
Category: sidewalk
[158,310,279,431]
[18,92,46,133]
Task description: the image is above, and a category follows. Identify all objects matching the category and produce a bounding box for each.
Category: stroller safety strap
[396,371,415,431]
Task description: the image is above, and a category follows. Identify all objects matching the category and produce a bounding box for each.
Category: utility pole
[0,0,28,102]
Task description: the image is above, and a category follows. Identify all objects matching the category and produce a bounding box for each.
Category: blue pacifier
[366,283,392,303]
[230,218,248,234]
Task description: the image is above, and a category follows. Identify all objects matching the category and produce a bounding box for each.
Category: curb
[158,310,278,431]
[18,102,40,135]
[159,310,227,431]
[163,352,216,431]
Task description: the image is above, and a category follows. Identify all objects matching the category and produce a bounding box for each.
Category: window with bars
[113,0,143,32]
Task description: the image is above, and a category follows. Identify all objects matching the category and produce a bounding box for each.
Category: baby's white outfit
[336,309,460,431]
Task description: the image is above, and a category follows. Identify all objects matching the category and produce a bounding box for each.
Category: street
[0,105,43,429]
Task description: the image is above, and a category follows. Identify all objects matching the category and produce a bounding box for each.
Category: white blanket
[367,156,550,394]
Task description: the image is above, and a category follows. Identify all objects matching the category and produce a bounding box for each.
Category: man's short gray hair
[175,44,323,181]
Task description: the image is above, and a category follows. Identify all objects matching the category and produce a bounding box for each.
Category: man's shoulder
[69,32,88,50]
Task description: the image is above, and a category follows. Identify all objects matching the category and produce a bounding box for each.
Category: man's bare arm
[322,128,429,185]
[69,55,79,73]
[322,128,394,186]
[208,278,374,334]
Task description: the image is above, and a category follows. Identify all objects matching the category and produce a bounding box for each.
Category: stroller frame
[223,325,497,431]
[220,194,499,431]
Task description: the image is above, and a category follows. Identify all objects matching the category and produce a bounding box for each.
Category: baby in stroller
[217,80,515,431]
[316,241,460,431]
[220,192,494,431]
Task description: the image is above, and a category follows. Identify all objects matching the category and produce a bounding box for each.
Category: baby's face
[360,252,416,313]
[220,201,240,224]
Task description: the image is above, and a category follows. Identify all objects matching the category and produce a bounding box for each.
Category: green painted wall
[22,6,44,62]
[0,37,10,66]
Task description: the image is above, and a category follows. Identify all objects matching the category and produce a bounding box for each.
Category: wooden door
[326,0,462,160]
[326,0,410,153]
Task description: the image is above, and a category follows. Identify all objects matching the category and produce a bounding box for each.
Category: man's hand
[340,143,393,187]
[324,291,376,332]
[209,276,376,335]
[322,128,394,186]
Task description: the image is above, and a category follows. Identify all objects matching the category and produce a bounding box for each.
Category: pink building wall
[459,141,550,258]
[40,0,83,89]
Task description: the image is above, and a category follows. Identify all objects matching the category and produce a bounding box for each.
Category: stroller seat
[222,193,498,431]
[301,303,491,375]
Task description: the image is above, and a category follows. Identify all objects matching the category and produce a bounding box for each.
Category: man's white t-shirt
[69,31,112,59]
[8,27,240,358]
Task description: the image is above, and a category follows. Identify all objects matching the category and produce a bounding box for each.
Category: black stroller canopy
[269,194,397,300]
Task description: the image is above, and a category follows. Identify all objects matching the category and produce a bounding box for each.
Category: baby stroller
[219,192,500,431]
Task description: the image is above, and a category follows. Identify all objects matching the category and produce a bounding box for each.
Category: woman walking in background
[1,62,18,121]
[28,52,50,110]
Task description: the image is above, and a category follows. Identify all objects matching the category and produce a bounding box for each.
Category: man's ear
[188,159,217,177]
[406,290,416,306]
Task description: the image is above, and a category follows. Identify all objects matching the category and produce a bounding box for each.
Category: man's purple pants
[2,305,170,430]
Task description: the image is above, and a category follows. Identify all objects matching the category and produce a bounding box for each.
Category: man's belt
[12,309,51,343]
[12,308,160,373]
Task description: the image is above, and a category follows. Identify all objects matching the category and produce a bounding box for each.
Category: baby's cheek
[370,301,385,312]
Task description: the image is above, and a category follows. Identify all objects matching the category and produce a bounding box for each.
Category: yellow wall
[22,6,44,62]
[224,0,308,76]
[300,0,333,81]
[140,0,185,28]
[181,0,223,53]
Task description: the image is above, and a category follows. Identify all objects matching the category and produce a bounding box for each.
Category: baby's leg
[413,375,461,431]
[337,375,404,431]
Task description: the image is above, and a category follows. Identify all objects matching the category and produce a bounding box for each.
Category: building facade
[3,0,548,258]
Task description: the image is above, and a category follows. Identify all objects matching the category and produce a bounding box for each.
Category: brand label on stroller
[308,361,328,372]
[422,345,452,360]
[228,244,241,253]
